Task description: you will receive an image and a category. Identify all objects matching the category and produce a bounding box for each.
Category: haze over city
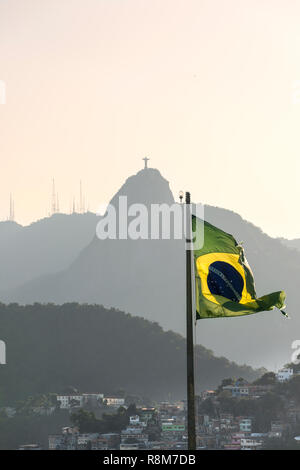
[1,0,300,238]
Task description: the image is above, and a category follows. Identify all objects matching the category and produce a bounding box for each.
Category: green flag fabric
[192,215,286,319]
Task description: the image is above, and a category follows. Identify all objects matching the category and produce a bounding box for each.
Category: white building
[77,433,99,447]
[130,415,140,425]
[239,418,252,433]
[57,392,104,409]
[276,368,293,382]
[82,393,104,405]
[223,385,250,397]
[49,434,77,450]
[104,397,125,407]
[57,394,83,409]
[240,437,263,450]
[121,426,145,436]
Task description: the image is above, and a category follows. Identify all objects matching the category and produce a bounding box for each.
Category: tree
[198,398,217,417]
[287,375,300,403]
[70,405,132,434]
[253,393,284,432]
[126,403,138,416]
[216,378,234,394]
[254,372,276,385]
[70,409,98,433]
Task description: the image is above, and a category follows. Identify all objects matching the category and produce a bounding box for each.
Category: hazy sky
[1,0,300,238]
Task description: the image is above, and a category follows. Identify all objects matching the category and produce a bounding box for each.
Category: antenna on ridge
[79,180,87,214]
[51,178,56,215]
[80,180,84,213]
[9,193,15,221]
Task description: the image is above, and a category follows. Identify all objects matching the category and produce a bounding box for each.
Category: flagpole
[185,191,196,450]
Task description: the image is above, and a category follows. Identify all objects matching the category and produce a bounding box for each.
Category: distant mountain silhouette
[280,238,300,252]
[0,213,98,290]
[0,303,263,403]
[2,167,300,369]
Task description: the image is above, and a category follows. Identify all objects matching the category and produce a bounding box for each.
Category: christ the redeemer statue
[142,157,150,169]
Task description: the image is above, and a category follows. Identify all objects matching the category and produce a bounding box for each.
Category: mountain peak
[110,167,175,207]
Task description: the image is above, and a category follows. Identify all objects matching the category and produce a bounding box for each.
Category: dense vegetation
[70,404,137,434]
[0,302,262,403]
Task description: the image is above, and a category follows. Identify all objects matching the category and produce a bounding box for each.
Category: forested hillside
[0,303,263,403]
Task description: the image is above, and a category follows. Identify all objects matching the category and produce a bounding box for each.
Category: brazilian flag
[192,215,286,319]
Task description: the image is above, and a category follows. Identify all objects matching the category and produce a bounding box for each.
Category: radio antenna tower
[79,180,86,213]
[9,194,15,221]
[51,178,57,214]
[80,180,83,213]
